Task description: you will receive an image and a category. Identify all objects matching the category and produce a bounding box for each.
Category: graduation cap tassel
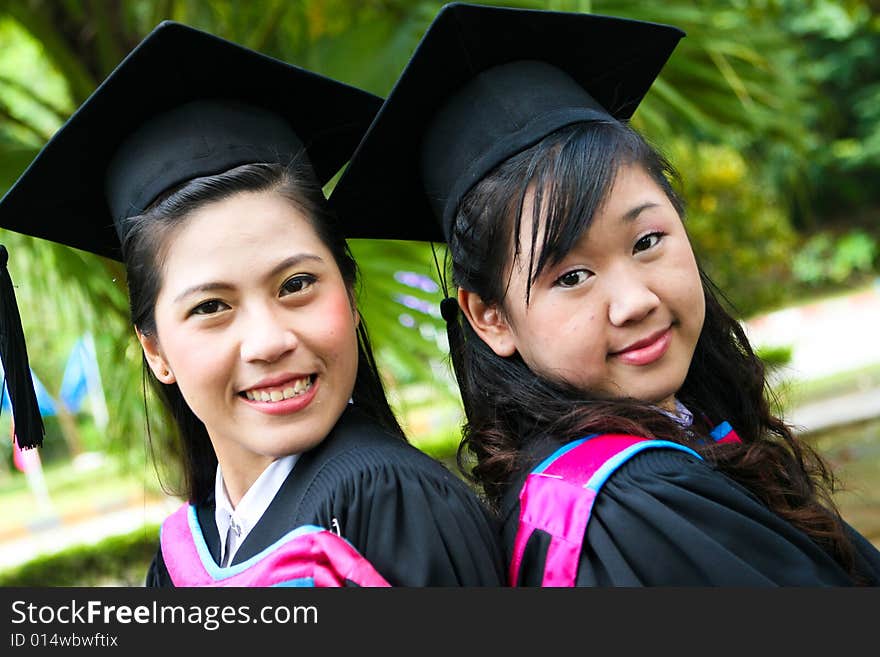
[0,244,45,449]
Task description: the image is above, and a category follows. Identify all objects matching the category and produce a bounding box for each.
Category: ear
[136,328,176,384]
[457,288,516,357]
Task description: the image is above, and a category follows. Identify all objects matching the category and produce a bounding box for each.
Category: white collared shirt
[214,454,298,567]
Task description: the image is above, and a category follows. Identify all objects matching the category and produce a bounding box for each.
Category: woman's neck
[215,452,276,507]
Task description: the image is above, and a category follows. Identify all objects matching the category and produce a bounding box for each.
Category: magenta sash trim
[160,504,390,587]
[510,434,647,586]
[511,468,597,587]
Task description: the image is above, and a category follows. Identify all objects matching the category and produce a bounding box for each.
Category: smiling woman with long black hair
[0,20,503,587]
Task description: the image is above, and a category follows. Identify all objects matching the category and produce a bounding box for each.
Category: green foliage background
[0,524,159,586]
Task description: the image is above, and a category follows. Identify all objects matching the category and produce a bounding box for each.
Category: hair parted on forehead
[451,120,683,307]
[121,159,354,338]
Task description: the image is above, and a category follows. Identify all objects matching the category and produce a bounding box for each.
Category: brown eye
[634,232,664,254]
[280,274,316,296]
[190,299,228,316]
[555,270,591,288]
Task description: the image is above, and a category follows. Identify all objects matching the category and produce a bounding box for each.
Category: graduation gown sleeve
[503,447,880,586]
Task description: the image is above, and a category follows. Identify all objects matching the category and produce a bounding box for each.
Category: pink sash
[160,504,390,587]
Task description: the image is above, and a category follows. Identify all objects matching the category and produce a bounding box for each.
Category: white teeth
[244,377,313,402]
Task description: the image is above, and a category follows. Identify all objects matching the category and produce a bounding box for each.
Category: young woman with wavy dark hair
[330,3,880,585]
[447,120,880,585]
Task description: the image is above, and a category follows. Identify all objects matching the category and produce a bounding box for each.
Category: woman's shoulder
[501,436,726,542]
[592,444,771,526]
[508,434,721,497]
[504,437,865,585]
[507,435,760,522]
[604,441,732,492]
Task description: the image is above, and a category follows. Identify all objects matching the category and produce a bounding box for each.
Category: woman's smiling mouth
[238,374,319,414]
[241,374,315,401]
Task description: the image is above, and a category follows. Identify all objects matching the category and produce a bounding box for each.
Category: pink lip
[239,375,319,416]
[611,328,672,366]
[243,373,311,391]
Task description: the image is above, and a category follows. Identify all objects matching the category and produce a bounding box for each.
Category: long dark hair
[446,121,859,577]
[121,161,404,504]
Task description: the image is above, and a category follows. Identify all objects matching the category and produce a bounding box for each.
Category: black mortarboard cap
[0,21,382,448]
[330,2,685,243]
[0,19,382,260]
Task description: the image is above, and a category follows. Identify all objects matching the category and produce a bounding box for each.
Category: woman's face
[139,190,359,490]
[463,164,705,410]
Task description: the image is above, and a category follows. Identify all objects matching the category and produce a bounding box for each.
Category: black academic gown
[502,445,880,586]
[147,405,505,587]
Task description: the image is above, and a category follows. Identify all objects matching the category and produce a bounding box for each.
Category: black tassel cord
[0,244,45,449]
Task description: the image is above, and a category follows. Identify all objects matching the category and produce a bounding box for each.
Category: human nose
[606,270,660,327]
[238,303,298,363]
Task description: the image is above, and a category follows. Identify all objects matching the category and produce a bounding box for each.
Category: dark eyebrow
[173,253,325,303]
[173,282,233,304]
[267,253,324,279]
[622,202,661,222]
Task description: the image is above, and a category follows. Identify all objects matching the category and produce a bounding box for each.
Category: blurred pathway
[743,281,880,384]
[785,386,880,435]
[743,280,880,435]
[0,494,178,573]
